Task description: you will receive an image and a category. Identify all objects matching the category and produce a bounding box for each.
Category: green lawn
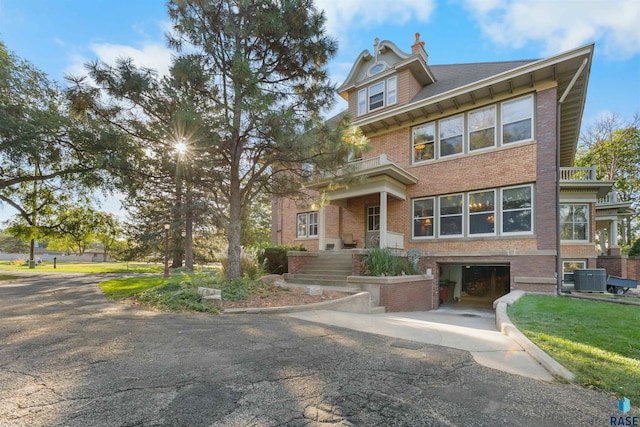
[509,295,640,409]
[100,276,168,299]
[0,260,163,274]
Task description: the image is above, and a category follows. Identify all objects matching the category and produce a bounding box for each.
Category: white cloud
[462,0,640,58]
[315,0,436,45]
[64,41,173,82]
[90,42,173,76]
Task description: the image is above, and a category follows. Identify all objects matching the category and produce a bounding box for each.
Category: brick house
[271,34,634,306]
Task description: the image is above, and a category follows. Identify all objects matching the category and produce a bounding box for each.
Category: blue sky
[0,0,639,220]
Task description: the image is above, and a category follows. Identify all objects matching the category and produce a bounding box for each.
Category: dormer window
[357,76,398,116]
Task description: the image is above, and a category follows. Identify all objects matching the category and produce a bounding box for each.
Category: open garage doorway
[439,264,510,309]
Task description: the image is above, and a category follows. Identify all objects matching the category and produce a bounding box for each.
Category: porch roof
[305,154,417,202]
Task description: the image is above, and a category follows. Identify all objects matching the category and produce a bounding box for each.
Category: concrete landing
[284,307,554,382]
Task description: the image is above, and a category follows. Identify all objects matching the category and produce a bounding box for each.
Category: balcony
[560,166,597,181]
[307,154,418,190]
[559,166,612,199]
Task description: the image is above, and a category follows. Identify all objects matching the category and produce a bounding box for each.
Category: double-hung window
[502,96,533,144]
[412,123,435,162]
[357,77,398,116]
[560,204,588,241]
[297,212,318,238]
[413,198,434,238]
[368,82,384,111]
[469,190,495,235]
[357,90,367,116]
[469,106,496,151]
[439,115,463,157]
[386,76,397,105]
[411,185,534,240]
[439,194,463,237]
[501,185,533,234]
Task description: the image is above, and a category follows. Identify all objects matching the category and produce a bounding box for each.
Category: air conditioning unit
[573,269,607,292]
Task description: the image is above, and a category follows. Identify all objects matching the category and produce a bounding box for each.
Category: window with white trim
[367,206,380,231]
[413,197,434,238]
[387,76,397,105]
[469,105,496,151]
[502,96,533,144]
[439,194,463,237]
[357,89,366,116]
[369,81,384,111]
[501,185,533,234]
[411,94,535,164]
[357,77,399,116]
[563,260,586,283]
[439,115,463,157]
[296,212,318,238]
[413,122,435,162]
[469,190,495,235]
[412,185,534,239]
[560,204,589,241]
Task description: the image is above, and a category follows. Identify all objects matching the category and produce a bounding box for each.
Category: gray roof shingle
[412,60,538,103]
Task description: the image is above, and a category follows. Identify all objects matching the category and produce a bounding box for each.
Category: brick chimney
[411,32,428,64]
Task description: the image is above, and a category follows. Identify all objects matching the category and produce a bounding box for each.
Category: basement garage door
[438,264,510,309]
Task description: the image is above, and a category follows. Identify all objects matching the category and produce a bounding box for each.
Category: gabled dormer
[337,33,436,120]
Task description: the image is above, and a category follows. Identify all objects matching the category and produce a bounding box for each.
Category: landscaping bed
[222,286,349,309]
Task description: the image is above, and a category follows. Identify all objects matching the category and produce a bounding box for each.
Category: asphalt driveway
[0,273,618,426]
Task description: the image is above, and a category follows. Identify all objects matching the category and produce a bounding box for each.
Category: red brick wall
[287,253,316,274]
[535,87,558,251]
[379,279,438,312]
[597,256,627,278]
[628,258,640,281]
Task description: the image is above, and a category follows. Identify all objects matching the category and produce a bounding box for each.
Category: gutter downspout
[556,57,589,296]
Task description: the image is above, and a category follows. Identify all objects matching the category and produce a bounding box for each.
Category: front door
[366,205,380,248]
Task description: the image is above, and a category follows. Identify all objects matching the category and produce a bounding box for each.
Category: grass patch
[509,295,640,409]
[0,261,163,274]
[0,274,19,281]
[100,276,167,300]
[99,272,279,314]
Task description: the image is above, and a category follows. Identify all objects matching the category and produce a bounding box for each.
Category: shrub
[629,238,640,257]
[218,247,263,278]
[257,244,306,274]
[137,275,219,314]
[362,247,421,277]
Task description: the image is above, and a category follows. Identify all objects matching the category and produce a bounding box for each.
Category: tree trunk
[226,153,242,279]
[185,185,194,271]
[29,238,35,269]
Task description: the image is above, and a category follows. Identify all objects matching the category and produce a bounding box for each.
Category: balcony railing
[598,190,620,205]
[336,153,392,175]
[560,166,597,181]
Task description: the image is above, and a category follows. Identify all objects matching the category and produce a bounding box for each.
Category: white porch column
[318,206,326,251]
[609,219,618,248]
[380,191,388,248]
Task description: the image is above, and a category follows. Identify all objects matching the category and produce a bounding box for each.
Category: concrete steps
[284,252,385,313]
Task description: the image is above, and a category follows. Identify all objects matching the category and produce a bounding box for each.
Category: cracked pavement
[0,273,617,426]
